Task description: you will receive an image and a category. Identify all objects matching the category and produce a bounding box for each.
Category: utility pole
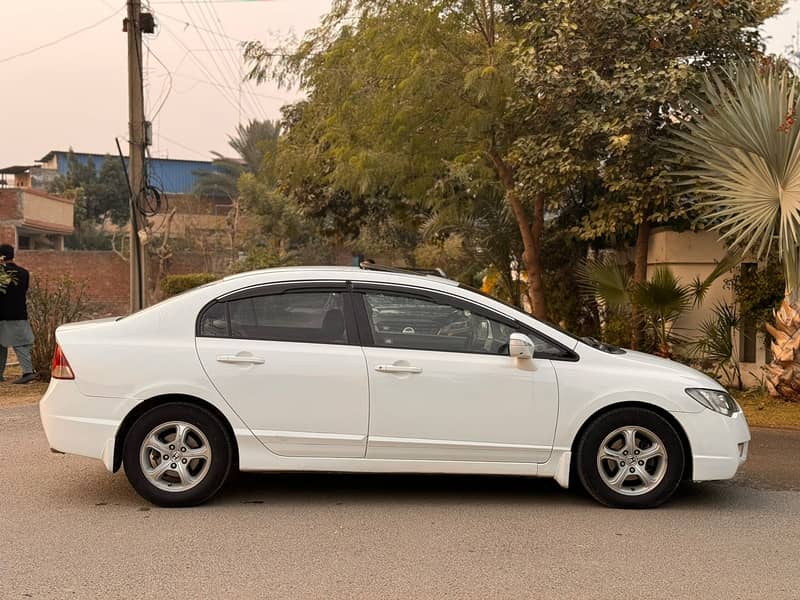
[125,0,147,312]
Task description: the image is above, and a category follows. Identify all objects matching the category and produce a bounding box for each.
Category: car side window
[198,302,229,337]
[199,291,349,344]
[361,292,561,357]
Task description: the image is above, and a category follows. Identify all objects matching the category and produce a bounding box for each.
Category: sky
[1,0,800,169]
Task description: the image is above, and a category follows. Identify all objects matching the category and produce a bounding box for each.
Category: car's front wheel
[122,403,233,507]
[575,407,685,508]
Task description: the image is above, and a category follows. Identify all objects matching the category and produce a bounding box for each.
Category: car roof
[221,266,461,287]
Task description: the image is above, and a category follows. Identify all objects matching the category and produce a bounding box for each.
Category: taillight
[51,344,75,380]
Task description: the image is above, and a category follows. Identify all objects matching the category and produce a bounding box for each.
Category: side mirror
[509,333,534,360]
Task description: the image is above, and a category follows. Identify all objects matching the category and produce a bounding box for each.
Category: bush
[27,276,93,380]
[160,273,218,298]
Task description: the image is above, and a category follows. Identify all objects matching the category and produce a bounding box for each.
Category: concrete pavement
[1,403,798,599]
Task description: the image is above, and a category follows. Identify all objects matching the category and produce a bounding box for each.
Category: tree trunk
[630,220,651,350]
[765,296,800,402]
[488,149,548,320]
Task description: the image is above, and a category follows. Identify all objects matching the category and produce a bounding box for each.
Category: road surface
[1,403,798,599]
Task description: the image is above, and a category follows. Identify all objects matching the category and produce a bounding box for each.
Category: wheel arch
[569,401,693,483]
[112,394,239,473]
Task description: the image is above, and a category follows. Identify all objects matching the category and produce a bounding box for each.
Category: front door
[354,288,560,463]
[196,285,369,458]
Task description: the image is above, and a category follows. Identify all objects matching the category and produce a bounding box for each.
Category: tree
[512,0,780,343]
[194,119,280,199]
[245,0,552,317]
[48,151,130,249]
[578,255,737,357]
[673,59,800,401]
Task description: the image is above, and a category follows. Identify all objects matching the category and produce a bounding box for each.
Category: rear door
[195,282,369,458]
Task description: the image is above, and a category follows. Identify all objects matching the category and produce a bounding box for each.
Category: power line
[178,0,266,121]
[182,0,250,119]
[154,60,289,101]
[156,10,245,43]
[0,5,125,64]
[144,41,174,119]
[154,133,211,159]
[161,22,244,113]
[199,0,268,120]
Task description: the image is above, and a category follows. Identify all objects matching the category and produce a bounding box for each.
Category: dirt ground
[0,365,48,407]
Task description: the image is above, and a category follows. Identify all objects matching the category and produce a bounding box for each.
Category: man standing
[0,244,36,384]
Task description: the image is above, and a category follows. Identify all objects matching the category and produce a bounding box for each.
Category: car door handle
[217,354,265,365]
[375,365,423,374]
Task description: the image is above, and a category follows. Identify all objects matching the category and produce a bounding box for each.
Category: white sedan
[40,265,749,508]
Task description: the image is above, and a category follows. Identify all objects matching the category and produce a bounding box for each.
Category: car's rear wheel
[575,407,685,508]
[122,403,233,507]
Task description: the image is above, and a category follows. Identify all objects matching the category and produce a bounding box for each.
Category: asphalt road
[1,404,799,600]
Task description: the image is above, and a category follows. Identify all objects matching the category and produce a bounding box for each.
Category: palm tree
[672,58,800,401]
[194,119,281,199]
[578,257,737,357]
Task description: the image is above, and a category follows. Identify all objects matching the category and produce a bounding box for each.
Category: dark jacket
[0,263,30,321]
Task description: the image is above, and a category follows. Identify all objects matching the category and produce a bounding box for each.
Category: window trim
[195,281,360,346]
[351,283,579,361]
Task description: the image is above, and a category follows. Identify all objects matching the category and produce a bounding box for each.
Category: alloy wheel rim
[139,421,212,492]
[596,426,667,496]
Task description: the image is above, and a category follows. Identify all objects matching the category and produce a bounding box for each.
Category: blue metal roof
[40,150,219,195]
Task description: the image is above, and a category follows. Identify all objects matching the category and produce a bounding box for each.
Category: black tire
[122,402,233,507]
[575,407,685,509]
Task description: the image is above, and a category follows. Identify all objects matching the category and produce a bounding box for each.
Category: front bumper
[39,379,128,472]
[673,407,750,481]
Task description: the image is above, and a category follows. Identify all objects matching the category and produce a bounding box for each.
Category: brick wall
[0,225,15,245]
[15,250,220,316]
[0,189,21,220]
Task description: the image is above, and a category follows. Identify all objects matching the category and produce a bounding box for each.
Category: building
[646,228,767,387]
[0,187,74,250]
[36,150,219,195]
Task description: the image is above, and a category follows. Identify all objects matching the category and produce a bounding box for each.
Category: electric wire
[0,5,125,64]
[144,41,174,119]
[178,0,264,121]
[160,22,244,114]
[202,0,269,121]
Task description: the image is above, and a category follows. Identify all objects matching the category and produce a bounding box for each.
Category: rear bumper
[673,407,750,481]
[39,379,128,472]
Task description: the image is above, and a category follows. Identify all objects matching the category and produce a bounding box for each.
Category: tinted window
[362,292,568,357]
[199,302,229,337]
[200,291,349,344]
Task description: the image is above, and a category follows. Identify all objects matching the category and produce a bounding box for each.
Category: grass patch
[732,389,800,430]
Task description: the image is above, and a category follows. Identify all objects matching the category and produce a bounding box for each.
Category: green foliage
[512,0,781,243]
[688,302,743,388]
[48,151,129,226]
[194,119,280,199]
[245,0,538,307]
[540,229,597,334]
[238,0,781,337]
[727,260,785,331]
[27,276,93,380]
[578,256,736,355]
[160,273,218,298]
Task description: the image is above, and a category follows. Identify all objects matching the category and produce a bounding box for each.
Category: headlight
[685,388,740,417]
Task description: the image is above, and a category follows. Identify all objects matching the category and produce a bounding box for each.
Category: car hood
[610,349,724,389]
